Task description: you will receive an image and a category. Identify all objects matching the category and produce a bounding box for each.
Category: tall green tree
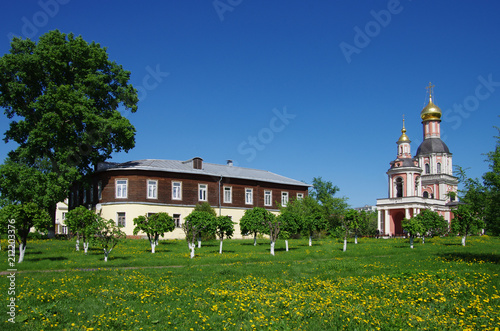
[309,177,349,232]
[0,30,138,236]
[193,202,217,246]
[0,202,51,263]
[133,212,175,253]
[483,126,500,235]
[277,203,301,252]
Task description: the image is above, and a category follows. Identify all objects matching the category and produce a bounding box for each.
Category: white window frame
[297,193,304,200]
[281,191,289,207]
[117,212,126,227]
[172,181,182,200]
[264,190,272,206]
[199,184,207,201]
[245,188,253,205]
[97,181,102,201]
[173,214,181,228]
[224,186,232,203]
[116,179,128,199]
[147,180,158,199]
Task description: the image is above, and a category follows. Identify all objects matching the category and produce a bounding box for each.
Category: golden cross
[426,82,435,97]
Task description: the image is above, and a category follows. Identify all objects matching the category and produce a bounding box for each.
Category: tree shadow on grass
[28,256,68,262]
[442,243,463,246]
[275,247,298,252]
[438,252,500,264]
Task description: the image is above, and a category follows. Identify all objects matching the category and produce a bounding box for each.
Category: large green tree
[183,211,215,258]
[415,209,448,243]
[309,177,349,232]
[0,30,138,236]
[402,216,423,249]
[483,127,500,235]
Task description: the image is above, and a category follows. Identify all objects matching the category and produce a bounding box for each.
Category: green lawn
[1,236,499,330]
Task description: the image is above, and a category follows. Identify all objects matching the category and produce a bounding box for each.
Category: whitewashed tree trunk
[422,236,425,244]
[343,238,347,252]
[104,248,111,262]
[151,242,156,253]
[462,235,466,246]
[18,243,26,263]
[285,240,289,252]
[309,235,312,247]
[355,235,358,244]
[190,243,195,259]
[410,237,414,249]
[219,239,223,254]
[83,242,89,255]
[270,241,275,256]
[197,237,201,248]
[254,233,257,246]
[76,238,80,251]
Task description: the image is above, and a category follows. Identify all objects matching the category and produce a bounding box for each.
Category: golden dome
[397,118,410,143]
[420,82,442,121]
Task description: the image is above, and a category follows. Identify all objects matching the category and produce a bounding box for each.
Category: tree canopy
[0,30,139,235]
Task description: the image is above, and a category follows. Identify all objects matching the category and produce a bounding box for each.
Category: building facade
[376,84,458,235]
[71,157,310,238]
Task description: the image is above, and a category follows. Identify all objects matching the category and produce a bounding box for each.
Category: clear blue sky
[1,0,499,208]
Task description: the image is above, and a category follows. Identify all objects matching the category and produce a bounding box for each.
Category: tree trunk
[270,241,275,256]
[309,235,312,247]
[355,234,358,244]
[422,236,425,244]
[18,243,26,263]
[76,237,80,251]
[343,237,347,252]
[197,236,201,248]
[285,240,289,252]
[462,235,466,246]
[47,203,57,239]
[253,233,257,246]
[83,242,89,255]
[104,249,109,262]
[151,242,156,253]
[190,243,195,259]
[410,236,414,249]
[219,239,223,254]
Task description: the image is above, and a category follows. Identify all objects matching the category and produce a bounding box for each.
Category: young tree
[183,211,215,258]
[93,217,126,262]
[402,217,423,249]
[277,207,301,252]
[65,206,99,254]
[262,213,280,256]
[193,202,217,247]
[452,204,484,246]
[415,209,448,243]
[240,207,267,246]
[214,215,235,254]
[133,212,175,253]
[0,30,139,236]
[0,202,51,263]
[340,209,359,251]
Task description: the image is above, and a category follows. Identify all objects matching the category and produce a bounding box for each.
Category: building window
[245,188,253,205]
[423,191,429,198]
[173,214,181,228]
[62,212,67,220]
[62,225,68,235]
[224,186,232,203]
[117,212,126,227]
[264,190,272,206]
[425,163,430,174]
[437,162,441,173]
[297,193,304,200]
[281,192,289,206]
[172,181,182,200]
[147,180,158,199]
[199,184,207,201]
[116,179,127,198]
[395,177,403,198]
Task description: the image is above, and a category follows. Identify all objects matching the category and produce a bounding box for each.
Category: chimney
[227,160,233,167]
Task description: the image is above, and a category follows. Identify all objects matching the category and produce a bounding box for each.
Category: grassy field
[1,236,499,330]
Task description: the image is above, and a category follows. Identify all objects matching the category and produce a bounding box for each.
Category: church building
[376,84,458,235]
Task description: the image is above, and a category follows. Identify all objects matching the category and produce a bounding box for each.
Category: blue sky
[1,0,499,208]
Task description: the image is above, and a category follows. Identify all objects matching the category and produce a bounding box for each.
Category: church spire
[420,82,442,139]
[397,115,411,158]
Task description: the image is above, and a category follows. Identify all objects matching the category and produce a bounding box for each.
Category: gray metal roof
[97,159,310,187]
[416,138,451,155]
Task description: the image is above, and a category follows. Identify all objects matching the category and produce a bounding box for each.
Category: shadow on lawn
[28,256,68,262]
[438,252,500,264]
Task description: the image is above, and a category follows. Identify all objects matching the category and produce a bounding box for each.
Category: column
[384,209,390,235]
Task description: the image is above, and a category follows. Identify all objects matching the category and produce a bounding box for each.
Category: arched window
[423,191,429,198]
[425,163,430,174]
[437,162,441,173]
[395,177,403,198]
